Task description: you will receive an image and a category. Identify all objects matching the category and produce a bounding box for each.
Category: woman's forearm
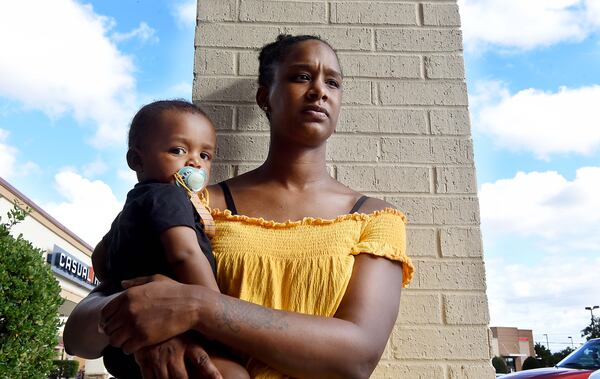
[63,288,118,358]
[191,254,403,379]
[103,257,402,378]
[193,289,384,379]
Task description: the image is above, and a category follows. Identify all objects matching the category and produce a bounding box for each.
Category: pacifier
[175,166,208,193]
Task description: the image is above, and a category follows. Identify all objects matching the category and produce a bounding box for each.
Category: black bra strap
[218,182,238,215]
[349,195,369,214]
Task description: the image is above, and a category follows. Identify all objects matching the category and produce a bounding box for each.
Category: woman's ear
[256,86,269,112]
[126,148,143,172]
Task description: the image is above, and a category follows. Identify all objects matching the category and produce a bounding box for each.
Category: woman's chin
[293,128,333,148]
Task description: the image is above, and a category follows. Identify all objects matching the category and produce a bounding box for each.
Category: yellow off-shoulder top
[210,207,413,378]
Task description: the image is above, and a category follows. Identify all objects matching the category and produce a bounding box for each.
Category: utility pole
[568,336,574,348]
[585,305,599,324]
[543,333,550,350]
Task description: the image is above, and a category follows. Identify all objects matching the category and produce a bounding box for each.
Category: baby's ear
[126,148,143,172]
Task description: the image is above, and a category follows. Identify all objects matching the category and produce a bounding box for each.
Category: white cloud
[0,129,17,178]
[0,129,39,179]
[487,254,600,350]
[117,168,138,188]
[472,81,600,159]
[44,170,123,246]
[112,22,158,44]
[479,168,600,251]
[166,81,193,99]
[458,0,600,51]
[83,157,109,178]
[172,0,197,28]
[0,0,137,148]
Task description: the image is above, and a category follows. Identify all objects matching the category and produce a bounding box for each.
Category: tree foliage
[552,346,575,364]
[535,343,575,367]
[492,356,509,374]
[0,203,63,378]
[535,343,553,367]
[582,316,600,341]
[522,356,542,370]
[50,359,79,378]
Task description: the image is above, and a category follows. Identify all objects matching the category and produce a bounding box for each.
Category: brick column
[193,1,494,378]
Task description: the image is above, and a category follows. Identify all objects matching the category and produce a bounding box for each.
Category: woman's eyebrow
[288,63,342,78]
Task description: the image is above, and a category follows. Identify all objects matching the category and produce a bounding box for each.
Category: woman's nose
[307,81,327,101]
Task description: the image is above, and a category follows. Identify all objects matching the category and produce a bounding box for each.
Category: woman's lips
[302,109,328,120]
[301,106,328,120]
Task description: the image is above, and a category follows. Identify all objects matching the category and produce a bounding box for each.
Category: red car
[502,338,600,378]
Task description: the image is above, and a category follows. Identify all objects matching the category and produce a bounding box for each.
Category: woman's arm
[101,254,403,379]
[64,281,225,379]
[206,254,403,379]
[63,283,117,358]
[64,239,115,358]
[65,232,217,357]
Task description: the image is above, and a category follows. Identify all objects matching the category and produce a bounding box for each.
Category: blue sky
[1,0,599,353]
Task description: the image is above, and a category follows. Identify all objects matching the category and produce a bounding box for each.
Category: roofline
[0,176,94,252]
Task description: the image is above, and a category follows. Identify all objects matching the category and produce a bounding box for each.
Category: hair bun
[276,34,292,42]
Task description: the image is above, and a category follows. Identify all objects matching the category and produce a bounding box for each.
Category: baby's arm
[160,226,219,291]
[160,227,250,378]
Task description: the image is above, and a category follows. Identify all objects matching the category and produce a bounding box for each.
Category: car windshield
[558,340,600,370]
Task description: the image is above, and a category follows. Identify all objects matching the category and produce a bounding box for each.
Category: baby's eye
[200,152,212,161]
[170,147,186,155]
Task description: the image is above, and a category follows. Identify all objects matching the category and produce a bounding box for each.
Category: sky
[0,0,599,353]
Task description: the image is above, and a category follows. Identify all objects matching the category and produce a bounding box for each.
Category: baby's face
[135,110,216,185]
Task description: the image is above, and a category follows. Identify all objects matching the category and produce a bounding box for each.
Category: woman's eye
[170,147,186,155]
[294,73,311,81]
[327,79,340,88]
[200,152,211,160]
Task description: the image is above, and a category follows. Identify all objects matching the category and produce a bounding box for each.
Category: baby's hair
[128,99,211,148]
[258,34,339,89]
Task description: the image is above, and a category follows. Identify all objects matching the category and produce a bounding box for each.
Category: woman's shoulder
[329,180,396,214]
[207,182,227,210]
[208,176,400,219]
[354,197,396,214]
[206,174,257,210]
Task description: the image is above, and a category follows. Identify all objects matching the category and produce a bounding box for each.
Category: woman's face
[264,39,343,148]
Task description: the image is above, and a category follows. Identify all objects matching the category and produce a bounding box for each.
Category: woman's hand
[99,274,203,354]
[134,334,222,379]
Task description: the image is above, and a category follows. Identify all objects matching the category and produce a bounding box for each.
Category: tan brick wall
[193,1,494,378]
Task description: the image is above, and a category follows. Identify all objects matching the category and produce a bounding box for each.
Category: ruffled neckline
[210,207,406,228]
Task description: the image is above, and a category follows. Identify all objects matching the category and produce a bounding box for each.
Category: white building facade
[0,177,108,378]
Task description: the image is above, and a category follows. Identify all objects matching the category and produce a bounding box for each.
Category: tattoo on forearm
[215,297,289,333]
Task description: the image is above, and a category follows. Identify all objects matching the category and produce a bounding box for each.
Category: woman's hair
[128,99,210,148]
[258,34,338,88]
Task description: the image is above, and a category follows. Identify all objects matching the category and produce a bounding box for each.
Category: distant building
[0,177,109,378]
[491,326,535,372]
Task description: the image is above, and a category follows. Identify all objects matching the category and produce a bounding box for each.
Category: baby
[93,100,248,379]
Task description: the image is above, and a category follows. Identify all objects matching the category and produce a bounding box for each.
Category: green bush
[492,356,509,374]
[522,356,542,370]
[50,359,79,378]
[0,204,63,378]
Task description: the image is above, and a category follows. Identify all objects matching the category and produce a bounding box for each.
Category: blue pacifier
[175,166,208,193]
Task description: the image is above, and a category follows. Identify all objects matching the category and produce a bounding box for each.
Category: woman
[64,34,413,379]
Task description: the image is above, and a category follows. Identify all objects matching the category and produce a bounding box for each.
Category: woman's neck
[259,143,332,190]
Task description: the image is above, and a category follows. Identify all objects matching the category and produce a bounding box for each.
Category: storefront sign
[46,245,99,290]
